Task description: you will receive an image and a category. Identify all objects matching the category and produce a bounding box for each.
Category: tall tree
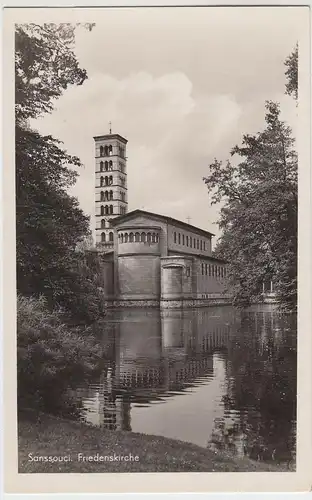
[15,23,94,123]
[16,23,102,322]
[284,43,298,101]
[203,101,297,310]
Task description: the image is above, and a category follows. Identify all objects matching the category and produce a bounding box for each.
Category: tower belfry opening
[94,132,128,250]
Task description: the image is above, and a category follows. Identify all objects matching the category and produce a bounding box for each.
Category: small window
[204,242,206,251]
[209,265,211,277]
[182,234,185,245]
[197,239,199,250]
[178,233,181,244]
[186,235,189,246]
[100,205,105,216]
[141,232,146,243]
[109,232,114,242]
[205,264,208,275]
[200,240,203,251]
[147,232,151,243]
[101,219,105,229]
[100,161,104,172]
[105,161,108,171]
[120,233,124,243]
[193,238,196,247]
[101,232,105,242]
[135,232,140,242]
[190,238,192,248]
[100,146,104,156]
[201,263,204,275]
[174,231,177,243]
[129,232,134,242]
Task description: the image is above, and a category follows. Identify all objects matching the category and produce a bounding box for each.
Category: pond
[69,304,297,465]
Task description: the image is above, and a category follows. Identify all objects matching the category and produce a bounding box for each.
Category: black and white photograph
[2,3,312,495]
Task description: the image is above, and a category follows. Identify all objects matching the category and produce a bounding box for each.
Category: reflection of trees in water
[208,310,296,463]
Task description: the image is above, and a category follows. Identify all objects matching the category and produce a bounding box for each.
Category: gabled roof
[110,209,215,238]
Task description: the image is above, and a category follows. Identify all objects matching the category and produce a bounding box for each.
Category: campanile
[94,131,128,249]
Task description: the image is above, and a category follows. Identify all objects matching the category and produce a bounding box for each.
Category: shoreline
[18,410,294,473]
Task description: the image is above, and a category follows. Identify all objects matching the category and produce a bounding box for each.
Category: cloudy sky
[30,7,301,244]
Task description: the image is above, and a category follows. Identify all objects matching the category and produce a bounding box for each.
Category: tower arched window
[135,232,140,242]
[100,161,104,172]
[101,232,106,242]
[100,205,105,216]
[120,233,124,243]
[100,176,104,187]
[100,146,104,156]
[101,219,105,229]
[147,232,151,243]
[104,205,109,215]
[124,233,129,243]
[108,145,113,156]
[109,205,113,214]
[100,191,105,201]
[141,232,146,243]
[105,161,108,171]
[109,232,114,242]
[109,161,113,170]
[110,190,113,200]
[129,232,134,242]
[104,176,108,186]
[109,176,113,185]
[104,145,109,156]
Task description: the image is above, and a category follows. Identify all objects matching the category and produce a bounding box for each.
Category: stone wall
[117,254,161,299]
[167,223,212,257]
[160,256,193,300]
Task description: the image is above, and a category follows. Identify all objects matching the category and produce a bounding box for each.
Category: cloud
[30,7,301,244]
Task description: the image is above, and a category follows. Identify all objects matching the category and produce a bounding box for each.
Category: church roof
[110,209,215,238]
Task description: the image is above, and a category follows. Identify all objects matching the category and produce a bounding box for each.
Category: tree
[203,101,297,310]
[15,23,94,124]
[284,43,298,101]
[16,23,103,322]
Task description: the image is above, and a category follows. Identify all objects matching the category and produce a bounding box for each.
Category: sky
[30,7,301,245]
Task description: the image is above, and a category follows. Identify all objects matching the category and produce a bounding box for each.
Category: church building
[94,132,230,308]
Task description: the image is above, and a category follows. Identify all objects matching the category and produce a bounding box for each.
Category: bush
[17,294,104,414]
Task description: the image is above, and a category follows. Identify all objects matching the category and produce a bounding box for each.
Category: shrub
[17,294,104,414]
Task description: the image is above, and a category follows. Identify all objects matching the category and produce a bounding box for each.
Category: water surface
[70,305,296,464]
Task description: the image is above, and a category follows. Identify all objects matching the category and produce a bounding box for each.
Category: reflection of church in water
[79,308,233,430]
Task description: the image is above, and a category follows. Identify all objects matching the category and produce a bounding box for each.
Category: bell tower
[94,130,128,250]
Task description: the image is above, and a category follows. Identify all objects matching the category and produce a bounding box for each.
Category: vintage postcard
[2,3,312,495]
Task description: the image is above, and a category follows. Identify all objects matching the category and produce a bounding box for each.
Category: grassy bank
[18,411,292,473]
